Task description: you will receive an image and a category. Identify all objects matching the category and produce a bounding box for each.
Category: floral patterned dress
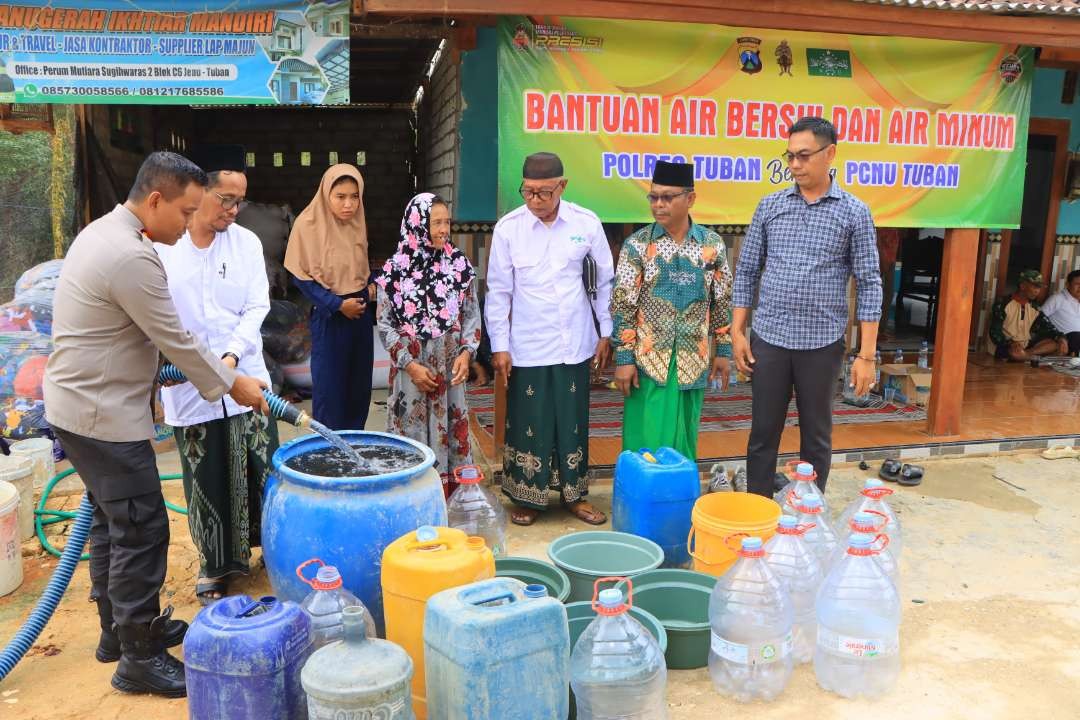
[377,278,481,482]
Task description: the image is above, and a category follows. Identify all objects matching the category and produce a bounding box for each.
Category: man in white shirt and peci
[485,152,614,527]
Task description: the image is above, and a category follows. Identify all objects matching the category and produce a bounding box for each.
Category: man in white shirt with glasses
[485,152,614,526]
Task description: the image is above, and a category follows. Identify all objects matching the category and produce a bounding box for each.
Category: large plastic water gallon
[264,430,448,636]
[614,447,700,568]
[791,495,838,564]
[764,516,824,664]
[828,512,900,588]
[836,478,903,558]
[570,579,668,720]
[297,559,375,651]
[815,532,901,699]
[185,595,312,720]
[447,465,507,557]
[382,525,495,720]
[425,578,569,720]
[302,606,414,720]
[708,537,794,702]
[774,461,828,517]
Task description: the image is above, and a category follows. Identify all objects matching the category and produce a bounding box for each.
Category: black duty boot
[96,601,187,663]
[111,608,187,697]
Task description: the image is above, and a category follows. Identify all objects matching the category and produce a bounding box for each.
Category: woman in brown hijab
[285,164,373,430]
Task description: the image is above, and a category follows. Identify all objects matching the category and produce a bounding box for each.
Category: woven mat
[466,376,926,437]
[1049,362,1080,379]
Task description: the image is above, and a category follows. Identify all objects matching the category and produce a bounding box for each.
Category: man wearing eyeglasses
[611,160,733,460]
[732,117,882,498]
[153,144,277,607]
[486,152,614,527]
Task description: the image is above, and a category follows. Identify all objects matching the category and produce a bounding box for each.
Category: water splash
[307,419,369,474]
[285,442,424,478]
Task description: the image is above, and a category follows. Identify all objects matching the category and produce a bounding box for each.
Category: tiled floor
[470,353,1080,471]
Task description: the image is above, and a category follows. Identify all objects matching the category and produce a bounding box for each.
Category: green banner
[498,16,1033,227]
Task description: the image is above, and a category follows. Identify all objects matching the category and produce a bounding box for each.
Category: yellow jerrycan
[381,525,495,719]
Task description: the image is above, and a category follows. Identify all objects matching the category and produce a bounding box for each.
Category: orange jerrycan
[381,525,495,719]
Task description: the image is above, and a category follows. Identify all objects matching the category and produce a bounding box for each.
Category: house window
[328,151,338,165]
[271,80,279,93]
[246,152,256,167]
[303,82,316,93]
[273,152,284,167]
[300,151,311,166]
[356,151,366,166]
[330,20,342,34]
[277,35,291,50]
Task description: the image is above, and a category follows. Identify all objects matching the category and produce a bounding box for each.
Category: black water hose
[158,364,310,427]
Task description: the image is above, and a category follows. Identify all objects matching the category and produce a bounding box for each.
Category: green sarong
[622,356,704,460]
[501,361,590,509]
[174,412,279,580]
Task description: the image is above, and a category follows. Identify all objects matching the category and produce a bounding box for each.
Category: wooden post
[927,228,980,437]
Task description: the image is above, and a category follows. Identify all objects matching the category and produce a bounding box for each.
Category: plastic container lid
[795,462,814,477]
[848,532,874,548]
[416,525,438,542]
[523,584,548,598]
[456,466,482,484]
[741,536,763,550]
[314,566,343,590]
[598,588,623,608]
[778,516,797,529]
[801,495,823,509]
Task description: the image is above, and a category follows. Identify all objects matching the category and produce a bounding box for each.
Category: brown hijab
[285,164,369,295]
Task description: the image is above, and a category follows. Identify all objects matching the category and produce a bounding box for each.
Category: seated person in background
[1039,269,1080,357]
[988,270,1067,361]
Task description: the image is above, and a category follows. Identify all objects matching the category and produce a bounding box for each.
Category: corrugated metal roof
[851,0,1080,17]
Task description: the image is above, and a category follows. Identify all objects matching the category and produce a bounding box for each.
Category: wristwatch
[222,352,240,365]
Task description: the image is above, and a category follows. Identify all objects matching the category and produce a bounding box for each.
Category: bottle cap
[523,584,548,598]
[795,462,814,477]
[454,465,483,484]
[864,478,884,488]
[598,588,623,608]
[416,525,438,542]
[778,515,797,529]
[848,532,874,548]
[313,565,343,590]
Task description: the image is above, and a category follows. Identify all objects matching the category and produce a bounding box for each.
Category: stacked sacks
[261,299,313,394]
[237,201,293,300]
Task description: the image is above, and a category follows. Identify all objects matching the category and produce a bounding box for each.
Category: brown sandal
[563,500,607,526]
[510,506,540,526]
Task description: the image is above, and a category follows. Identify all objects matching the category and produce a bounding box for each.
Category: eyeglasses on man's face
[519,183,562,202]
[782,144,832,165]
[212,191,244,210]
[646,190,691,205]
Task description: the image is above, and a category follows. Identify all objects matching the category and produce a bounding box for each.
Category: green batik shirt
[611,221,733,390]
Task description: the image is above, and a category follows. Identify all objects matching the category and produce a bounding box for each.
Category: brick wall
[421,42,459,206]
[89,105,418,266]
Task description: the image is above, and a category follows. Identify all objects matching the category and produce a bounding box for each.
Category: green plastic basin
[495,556,572,602]
[618,569,717,669]
[547,531,665,603]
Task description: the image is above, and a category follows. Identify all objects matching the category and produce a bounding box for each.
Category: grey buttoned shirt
[44,205,238,442]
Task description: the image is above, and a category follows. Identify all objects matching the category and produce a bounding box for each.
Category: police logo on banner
[999,54,1023,84]
[737,36,763,74]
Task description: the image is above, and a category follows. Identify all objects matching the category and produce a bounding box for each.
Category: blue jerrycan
[614,447,700,568]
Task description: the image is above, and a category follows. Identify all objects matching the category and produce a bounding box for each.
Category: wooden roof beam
[356,0,1080,48]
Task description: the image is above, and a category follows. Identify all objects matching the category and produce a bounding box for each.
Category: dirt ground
[0,450,1078,719]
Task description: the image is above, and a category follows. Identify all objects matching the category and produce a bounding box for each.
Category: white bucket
[0,480,24,596]
[10,437,55,490]
[0,455,34,541]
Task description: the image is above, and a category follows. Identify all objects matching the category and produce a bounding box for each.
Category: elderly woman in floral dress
[376,193,480,496]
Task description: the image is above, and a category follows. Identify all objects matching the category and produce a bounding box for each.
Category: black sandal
[195,576,228,607]
[879,459,902,483]
[898,464,924,487]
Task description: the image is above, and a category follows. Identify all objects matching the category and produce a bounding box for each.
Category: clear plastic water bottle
[709,537,793,702]
[918,340,930,369]
[570,580,667,720]
[827,512,900,588]
[791,495,838,564]
[764,516,824,664]
[774,462,828,516]
[893,347,904,364]
[297,560,376,650]
[815,532,901,699]
[836,478,903,559]
[447,465,507,557]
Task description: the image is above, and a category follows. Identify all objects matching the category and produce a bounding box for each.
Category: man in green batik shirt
[611,160,733,460]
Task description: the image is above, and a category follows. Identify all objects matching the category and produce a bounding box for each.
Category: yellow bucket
[687,493,782,577]
[381,526,494,720]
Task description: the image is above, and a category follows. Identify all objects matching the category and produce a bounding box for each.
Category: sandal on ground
[510,506,541,526]
[898,463,924,487]
[195,576,228,607]
[879,458,903,482]
[563,500,607,526]
[1041,446,1079,460]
